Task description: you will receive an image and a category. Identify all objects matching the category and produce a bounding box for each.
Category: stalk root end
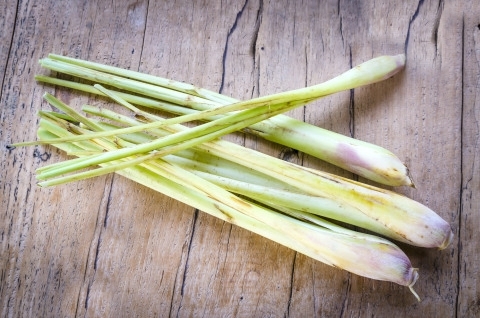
[408,268,421,302]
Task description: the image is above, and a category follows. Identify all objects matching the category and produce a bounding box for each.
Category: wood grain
[1,0,479,317]
[459,1,480,317]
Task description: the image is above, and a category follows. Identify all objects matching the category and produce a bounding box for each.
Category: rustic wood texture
[1,0,479,316]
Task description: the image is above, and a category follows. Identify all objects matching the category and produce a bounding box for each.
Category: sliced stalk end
[383,54,406,80]
[438,230,454,250]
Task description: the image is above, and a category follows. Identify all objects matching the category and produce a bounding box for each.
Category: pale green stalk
[40,54,400,113]
[31,54,407,182]
[47,53,230,103]
[34,93,311,180]
[38,54,412,186]
[182,169,403,236]
[200,137,453,249]
[35,75,201,119]
[34,96,453,250]
[32,53,401,148]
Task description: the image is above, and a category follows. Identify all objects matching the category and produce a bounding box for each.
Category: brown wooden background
[1,0,479,317]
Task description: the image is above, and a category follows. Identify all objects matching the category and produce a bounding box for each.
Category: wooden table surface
[1,0,479,317]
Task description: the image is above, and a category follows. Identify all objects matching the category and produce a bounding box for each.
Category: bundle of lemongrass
[13,54,453,301]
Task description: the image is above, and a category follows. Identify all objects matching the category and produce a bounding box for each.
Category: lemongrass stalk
[33,53,403,149]
[41,109,303,191]
[36,73,413,187]
[40,99,452,250]
[36,119,420,298]
[201,138,453,249]
[196,169,388,218]
[32,85,299,175]
[50,54,417,194]
[39,58,219,110]
[34,93,311,180]
[29,89,453,249]
[89,102,447,251]
[40,54,401,115]
[176,169,406,239]
[262,206,420,300]
[35,75,204,120]
[38,54,412,186]
[39,58,315,118]
[32,54,404,179]
[48,53,230,104]
[23,84,310,146]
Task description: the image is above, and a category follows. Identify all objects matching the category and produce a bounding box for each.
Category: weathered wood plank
[0,0,476,317]
[0,1,107,315]
[140,2,298,316]
[459,1,480,316]
[0,0,151,317]
[275,1,358,316]
[344,0,463,315]
[289,1,461,315]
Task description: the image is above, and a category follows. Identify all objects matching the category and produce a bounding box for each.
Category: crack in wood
[0,1,20,105]
[455,15,466,317]
[219,0,249,94]
[404,0,426,55]
[250,0,263,100]
[102,177,115,229]
[339,273,351,318]
[79,175,115,314]
[339,15,345,49]
[285,252,297,317]
[172,209,199,317]
[137,0,150,68]
[432,0,445,53]
[348,45,355,140]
